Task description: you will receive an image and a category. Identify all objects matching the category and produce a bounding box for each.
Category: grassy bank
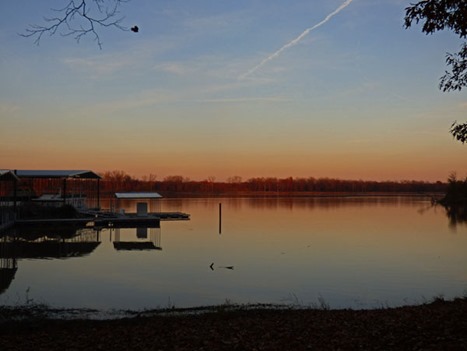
[1,297,466,350]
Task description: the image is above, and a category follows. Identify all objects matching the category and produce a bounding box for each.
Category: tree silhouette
[404,1,467,143]
[21,0,131,49]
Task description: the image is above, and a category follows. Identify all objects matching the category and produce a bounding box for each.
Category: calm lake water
[1,196,466,311]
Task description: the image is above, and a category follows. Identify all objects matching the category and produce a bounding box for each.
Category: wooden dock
[157,212,190,220]
[14,212,190,229]
[94,216,160,228]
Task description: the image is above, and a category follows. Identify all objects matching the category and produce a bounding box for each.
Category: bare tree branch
[21,0,130,49]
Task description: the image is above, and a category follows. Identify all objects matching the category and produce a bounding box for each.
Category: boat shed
[0,170,19,203]
[115,192,162,216]
[15,170,101,179]
[0,170,19,231]
[13,170,102,209]
[0,170,19,182]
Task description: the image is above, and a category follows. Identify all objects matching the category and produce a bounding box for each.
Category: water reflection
[111,226,162,251]
[444,205,467,228]
[1,226,100,259]
[0,244,17,295]
[0,221,165,297]
[0,225,101,296]
[0,196,466,311]
[174,196,429,211]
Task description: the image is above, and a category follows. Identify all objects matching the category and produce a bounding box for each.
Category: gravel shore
[1,298,467,350]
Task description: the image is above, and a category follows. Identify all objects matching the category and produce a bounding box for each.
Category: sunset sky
[1,0,466,182]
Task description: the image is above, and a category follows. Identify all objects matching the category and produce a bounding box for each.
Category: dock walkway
[14,211,190,229]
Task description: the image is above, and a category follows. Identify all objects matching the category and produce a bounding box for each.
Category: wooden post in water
[13,170,17,213]
[63,178,67,206]
[219,203,222,234]
[97,178,100,210]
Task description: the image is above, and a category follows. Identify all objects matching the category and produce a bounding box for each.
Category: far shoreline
[156,191,445,199]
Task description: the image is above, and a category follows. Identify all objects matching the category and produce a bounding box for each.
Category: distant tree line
[100,170,446,197]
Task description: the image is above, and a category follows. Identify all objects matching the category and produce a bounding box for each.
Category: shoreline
[157,191,445,198]
[1,297,467,350]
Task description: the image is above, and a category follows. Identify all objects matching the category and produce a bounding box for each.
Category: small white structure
[114,192,162,216]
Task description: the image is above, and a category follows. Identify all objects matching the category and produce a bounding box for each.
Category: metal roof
[0,170,19,181]
[115,192,162,199]
[14,170,101,179]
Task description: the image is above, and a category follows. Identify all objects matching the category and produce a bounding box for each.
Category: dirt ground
[1,298,467,350]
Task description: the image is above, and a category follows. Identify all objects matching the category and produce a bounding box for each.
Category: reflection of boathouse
[111,226,162,251]
[0,234,17,295]
[0,226,101,295]
[0,228,101,259]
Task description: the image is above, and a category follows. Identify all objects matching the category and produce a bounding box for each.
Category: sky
[0,0,466,182]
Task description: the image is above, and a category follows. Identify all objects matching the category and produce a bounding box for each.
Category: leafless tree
[21,0,131,49]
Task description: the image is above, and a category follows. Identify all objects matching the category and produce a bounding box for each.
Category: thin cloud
[79,89,176,115]
[195,96,291,103]
[155,62,192,76]
[63,56,133,76]
[0,103,20,115]
[240,0,354,79]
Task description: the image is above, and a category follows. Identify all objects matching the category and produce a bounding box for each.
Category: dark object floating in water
[131,26,139,33]
[208,263,233,270]
[113,242,160,251]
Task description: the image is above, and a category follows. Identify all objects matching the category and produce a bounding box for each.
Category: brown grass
[1,297,467,350]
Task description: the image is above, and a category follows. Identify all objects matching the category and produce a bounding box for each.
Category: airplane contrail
[240,0,353,79]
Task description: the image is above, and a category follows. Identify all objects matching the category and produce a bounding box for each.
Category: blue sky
[1,0,466,181]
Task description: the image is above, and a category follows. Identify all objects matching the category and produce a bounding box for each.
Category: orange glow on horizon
[2,129,465,183]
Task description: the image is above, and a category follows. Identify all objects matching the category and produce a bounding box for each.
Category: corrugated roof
[0,170,19,181]
[115,192,162,199]
[14,170,101,179]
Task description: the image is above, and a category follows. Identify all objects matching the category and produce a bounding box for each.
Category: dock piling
[219,203,222,234]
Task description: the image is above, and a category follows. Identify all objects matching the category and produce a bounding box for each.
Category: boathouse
[0,171,19,293]
[114,192,162,216]
[0,170,19,231]
[12,170,102,210]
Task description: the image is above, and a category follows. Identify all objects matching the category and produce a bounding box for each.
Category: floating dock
[14,211,190,229]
